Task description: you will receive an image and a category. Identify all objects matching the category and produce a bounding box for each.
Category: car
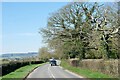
[49,59,57,66]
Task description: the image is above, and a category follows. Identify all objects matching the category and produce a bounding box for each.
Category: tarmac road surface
[26,60,87,80]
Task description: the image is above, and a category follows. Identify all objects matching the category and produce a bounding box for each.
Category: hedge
[66,59,119,78]
[1,61,44,76]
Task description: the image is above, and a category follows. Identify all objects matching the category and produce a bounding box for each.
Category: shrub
[1,61,44,76]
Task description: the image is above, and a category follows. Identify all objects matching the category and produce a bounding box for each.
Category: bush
[1,61,44,76]
[67,59,119,78]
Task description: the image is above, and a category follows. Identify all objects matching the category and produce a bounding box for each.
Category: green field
[61,60,119,80]
[2,63,47,79]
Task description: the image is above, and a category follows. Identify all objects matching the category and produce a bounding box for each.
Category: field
[1,52,38,59]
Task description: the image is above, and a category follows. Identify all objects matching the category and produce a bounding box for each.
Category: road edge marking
[24,63,48,80]
[59,66,84,78]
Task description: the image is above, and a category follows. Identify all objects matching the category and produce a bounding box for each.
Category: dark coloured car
[50,60,57,66]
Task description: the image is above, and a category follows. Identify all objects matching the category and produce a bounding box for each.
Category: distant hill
[0,52,38,59]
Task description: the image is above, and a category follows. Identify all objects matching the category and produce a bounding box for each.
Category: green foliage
[61,60,114,78]
[40,2,119,59]
[2,63,47,78]
[1,61,44,76]
[99,41,109,59]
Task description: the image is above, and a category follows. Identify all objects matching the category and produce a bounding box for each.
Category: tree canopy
[39,2,119,60]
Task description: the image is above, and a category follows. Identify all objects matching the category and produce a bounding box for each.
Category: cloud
[18,33,39,36]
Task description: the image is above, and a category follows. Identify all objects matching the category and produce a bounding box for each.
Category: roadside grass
[61,60,119,80]
[2,62,48,79]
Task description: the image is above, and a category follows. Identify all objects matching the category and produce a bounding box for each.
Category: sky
[1,1,118,54]
[2,2,69,54]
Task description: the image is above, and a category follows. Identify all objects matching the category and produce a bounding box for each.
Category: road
[26,60,86,80]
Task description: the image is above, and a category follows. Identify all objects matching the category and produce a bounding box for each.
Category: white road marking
[52,66,68,78]
[48,64,56,79]
[59,66,84,78]
[48,65,52,78]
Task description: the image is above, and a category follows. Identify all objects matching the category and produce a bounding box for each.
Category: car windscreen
[50,60,56,62]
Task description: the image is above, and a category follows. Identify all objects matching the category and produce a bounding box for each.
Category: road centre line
[48,64,56,80]
[48,65,52,78]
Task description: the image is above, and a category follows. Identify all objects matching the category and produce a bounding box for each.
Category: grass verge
[61,60,119,80]
[2,62,48,78]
